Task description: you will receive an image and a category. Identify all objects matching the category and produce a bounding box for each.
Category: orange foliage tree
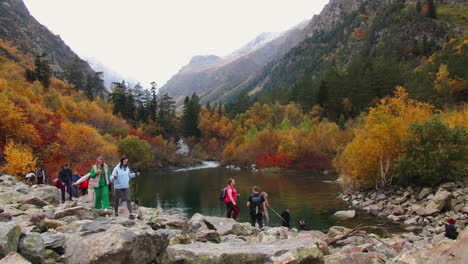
[334,87,434,188]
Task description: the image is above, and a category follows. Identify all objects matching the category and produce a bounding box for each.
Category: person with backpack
[224,178,239,220]
[247,186,265,228]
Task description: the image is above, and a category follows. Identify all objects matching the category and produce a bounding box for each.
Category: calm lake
[134,162,402,233]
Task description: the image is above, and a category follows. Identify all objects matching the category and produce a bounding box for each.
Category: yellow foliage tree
[1,141,37,180]
[0,93,39,145]
[334,87,434,188]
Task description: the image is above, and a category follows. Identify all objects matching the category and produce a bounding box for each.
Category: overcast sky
[23,0,329,88]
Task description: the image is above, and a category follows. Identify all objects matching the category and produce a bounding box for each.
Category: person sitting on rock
[299,220,310,231]
[445,218,458,240]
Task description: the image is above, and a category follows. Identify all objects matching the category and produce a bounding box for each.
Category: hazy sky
[23,0,329,87]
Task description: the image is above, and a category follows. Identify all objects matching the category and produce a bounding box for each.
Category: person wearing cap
[445,218,458,240]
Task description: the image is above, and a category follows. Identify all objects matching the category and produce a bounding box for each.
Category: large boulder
[40,232,66,249]
[28,186,61,206]
[0,223,21,258]
[20,197,48,208]
[231,222,258,236]
[333,210,355,219]
[0,191,27,204]
[395,231,468,264]
[195,229,221,243]
[0,252,31,264]
[18,233,45,264]
[203,216,237,235]
[188,213,208,231]
[426,189,453,211]
[54,206,97,220]
[59,217,169,264]
[164,237,324,264]
[324,252,387,264]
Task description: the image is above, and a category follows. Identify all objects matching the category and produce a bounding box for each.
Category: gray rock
[418,187,433,200]
[203,216,237,235]
[20,197,48,208]
[28,186,61,206]
[427,189,453,211]
[188,213,207,231]
[327,226,352,239]
[388,215,400,222]
[439,182,457,191]
[195,229,221,243]
[333,210,355,219]
[324,252,387,264]
[231,222,258,236]
[53,206,85,219]
[165,237,324,264]
[59,217,169,264]
[40,232,65,249]
[376,194,386,201]
[0,191,27,205]
[404,216,420,225]
[18,233,45,264]
[0,252,31,264]
[0,222,21,258]
[415,207,439,216]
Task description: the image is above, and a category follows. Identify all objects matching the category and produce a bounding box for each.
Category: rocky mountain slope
[0,0,94,78]
[160,22,308,106]
[240,0,467,101]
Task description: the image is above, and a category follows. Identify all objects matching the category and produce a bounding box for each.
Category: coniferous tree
[34,54,52,88]
[149,82,158,122]
[425,0,437,19]
[182,93,201,138]
[64,58,86,91]
[85,72,105,100]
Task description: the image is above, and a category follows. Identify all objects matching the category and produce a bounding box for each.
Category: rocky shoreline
[340,182,468,236]
[1,174,467,264]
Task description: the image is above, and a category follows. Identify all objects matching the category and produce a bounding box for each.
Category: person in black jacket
[281,209,291,228]
[58,164,73,203]
[247,186,265,228]
[445,218,458,240]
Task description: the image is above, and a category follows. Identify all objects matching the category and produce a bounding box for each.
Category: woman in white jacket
[111,156,140,219]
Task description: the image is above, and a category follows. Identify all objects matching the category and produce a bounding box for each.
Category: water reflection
[135,167,403,233]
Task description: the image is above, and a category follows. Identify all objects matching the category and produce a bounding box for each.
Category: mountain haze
[161,21,309,107]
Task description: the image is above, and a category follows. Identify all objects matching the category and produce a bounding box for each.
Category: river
[134,162,403,233]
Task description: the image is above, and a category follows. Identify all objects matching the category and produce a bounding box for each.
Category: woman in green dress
[89,156,111,209]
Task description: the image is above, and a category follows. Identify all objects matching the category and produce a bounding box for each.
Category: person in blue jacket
[111,156,140,219]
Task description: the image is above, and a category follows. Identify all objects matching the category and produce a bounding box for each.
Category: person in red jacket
[224,178,239,220]
[78,175,89,196]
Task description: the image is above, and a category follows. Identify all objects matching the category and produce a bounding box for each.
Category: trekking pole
[269,206,287,223]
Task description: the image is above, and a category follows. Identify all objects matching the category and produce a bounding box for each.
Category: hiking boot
[129,215,135,220]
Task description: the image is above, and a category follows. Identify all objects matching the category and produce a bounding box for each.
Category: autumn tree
[117,135,152,168]
[0,141,37,180]
[334,87,433,188]
[0,94,39,145]
[34,54,52,88]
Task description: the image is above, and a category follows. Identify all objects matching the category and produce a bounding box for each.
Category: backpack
[250,193,263,213]
[219,187,226,202]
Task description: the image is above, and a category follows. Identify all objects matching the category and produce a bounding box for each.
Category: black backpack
[250,193,263,212]
[219,187,226,202]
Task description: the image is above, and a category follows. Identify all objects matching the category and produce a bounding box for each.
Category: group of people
[54,156,140,220]
[222,178,297,229]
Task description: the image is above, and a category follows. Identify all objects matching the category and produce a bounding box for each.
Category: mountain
[86,57,139,90]
[237,0,467,104]
[0,0,94,79]
[160,21,309,106]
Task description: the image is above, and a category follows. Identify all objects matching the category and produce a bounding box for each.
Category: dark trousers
[114,188,132,215]
[250,211,263,228]
[60,181,73,202]
[81,187,88,196]
[225,202,239,220]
